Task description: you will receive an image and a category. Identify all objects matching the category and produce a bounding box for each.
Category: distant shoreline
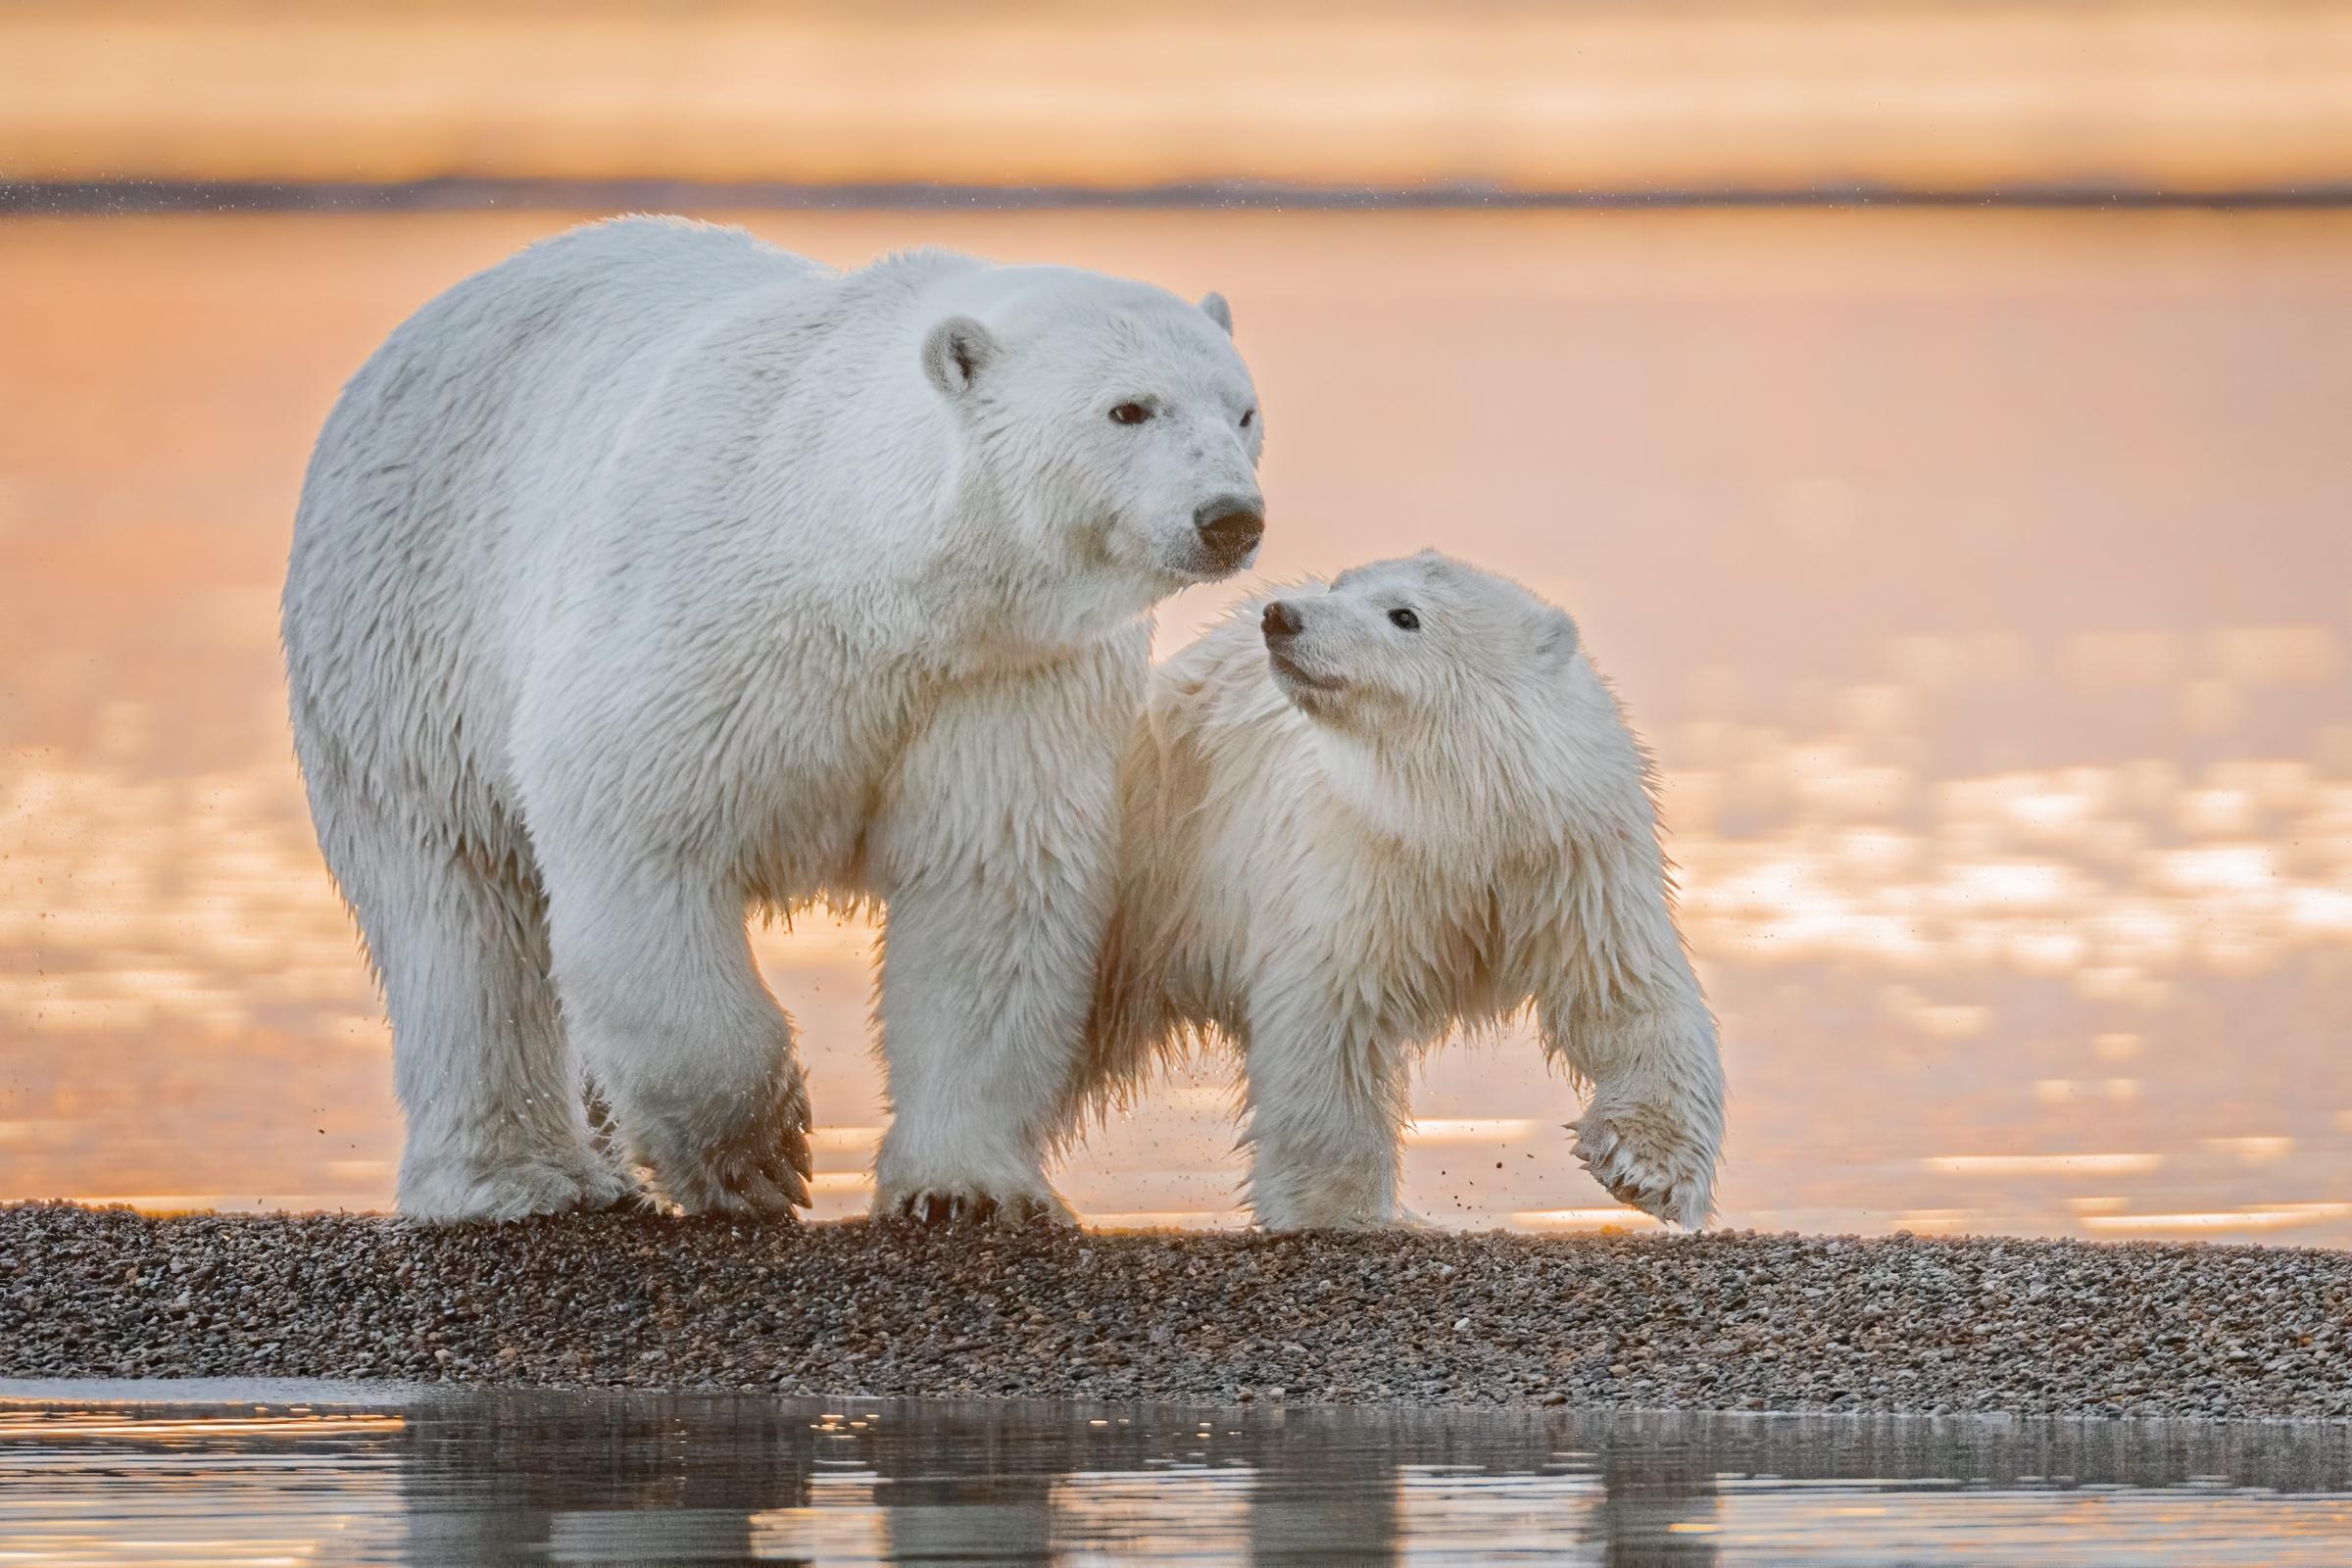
[8,177,2352,218]
[5,1202,2347,1421]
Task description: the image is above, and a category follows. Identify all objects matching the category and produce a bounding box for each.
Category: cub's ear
[1539,609,1581,665]
[1198,291,1234,335]
[921,316,999,397]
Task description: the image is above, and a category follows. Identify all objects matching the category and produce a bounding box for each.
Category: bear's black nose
[1194,495,1265,566]
[1261,599,1303,641]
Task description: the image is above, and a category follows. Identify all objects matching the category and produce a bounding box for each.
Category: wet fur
[1068,553,1725,1230]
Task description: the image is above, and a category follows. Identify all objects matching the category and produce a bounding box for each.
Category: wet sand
[4,1203,2347,1420]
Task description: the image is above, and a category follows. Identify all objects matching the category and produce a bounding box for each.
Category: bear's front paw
[399,1151,636,1224]
[878,1181,1074,1229]
[1570,1099,1718,1230]
[634,1068,813,1218]
[576,1155,644,1214]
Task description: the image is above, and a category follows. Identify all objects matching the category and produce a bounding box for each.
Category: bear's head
[921,270,1264,610]
[1257,552,1582,738]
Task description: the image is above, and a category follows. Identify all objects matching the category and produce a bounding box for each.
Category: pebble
[2,1202,2347,1419]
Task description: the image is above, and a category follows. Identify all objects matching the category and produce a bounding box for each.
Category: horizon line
[8,175,2352,219]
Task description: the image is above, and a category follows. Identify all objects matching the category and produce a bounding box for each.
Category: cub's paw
[1250,1200,1399,1233]
[634,1068,813,1218]
[879,1182,1074,1228]
[1570,1099,1718,1230]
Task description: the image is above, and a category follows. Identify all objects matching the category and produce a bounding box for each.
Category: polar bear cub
[1075,552,1724,1230]
[284,217,1264,1223]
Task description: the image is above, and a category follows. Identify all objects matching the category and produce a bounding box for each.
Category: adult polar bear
[283,217,1265,1222]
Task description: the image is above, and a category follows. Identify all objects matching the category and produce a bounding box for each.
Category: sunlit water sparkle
[3,1381,2351,1565]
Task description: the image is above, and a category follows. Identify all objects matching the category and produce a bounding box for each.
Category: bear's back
[283,220,858,811]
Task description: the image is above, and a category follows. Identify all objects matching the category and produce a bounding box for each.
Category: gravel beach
[5,1202,2347,1420]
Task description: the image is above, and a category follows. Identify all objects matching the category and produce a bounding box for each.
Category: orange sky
[3,1,2350,194]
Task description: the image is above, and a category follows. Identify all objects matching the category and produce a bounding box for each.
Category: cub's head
[1258,552,1581,735]
[921,270,1264,602]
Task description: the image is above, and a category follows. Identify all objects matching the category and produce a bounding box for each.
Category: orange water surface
[1,207,2347,1240]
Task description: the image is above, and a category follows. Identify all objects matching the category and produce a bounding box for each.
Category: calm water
[2,207,2349,1239]
[3,1383,2350,1564]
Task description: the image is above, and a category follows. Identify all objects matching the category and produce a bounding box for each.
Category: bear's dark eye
[1241,409,1256,428]
[1108,402,1152,425]
[1389,608,1421,631]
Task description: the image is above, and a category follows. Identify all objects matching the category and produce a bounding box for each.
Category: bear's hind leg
[343,832,622,1222]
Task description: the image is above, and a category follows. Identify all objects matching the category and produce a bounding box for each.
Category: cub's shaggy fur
[1074,553,1724,1229]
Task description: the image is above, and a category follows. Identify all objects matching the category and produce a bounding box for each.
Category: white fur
[1074,553,1724,1230]
[282,217,1263,1222]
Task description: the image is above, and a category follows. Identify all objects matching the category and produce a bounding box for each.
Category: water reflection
[4,1383,2351,1564]
[1,208,2349,1239]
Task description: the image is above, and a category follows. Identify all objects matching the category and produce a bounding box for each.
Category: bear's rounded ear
[921,315,999,398]
[1198,291,1233,335]
[1539,609,1581,665]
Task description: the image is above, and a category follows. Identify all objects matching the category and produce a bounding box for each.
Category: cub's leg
[542,858,811,1216]
[1239,987,1412,1230]
[1539,881,1724,1229]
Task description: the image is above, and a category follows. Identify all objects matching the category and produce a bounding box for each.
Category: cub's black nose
[1195,495,1265,564]
[1262,599,1303,640]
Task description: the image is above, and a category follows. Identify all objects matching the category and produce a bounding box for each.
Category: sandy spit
[4,1203,2347,1420]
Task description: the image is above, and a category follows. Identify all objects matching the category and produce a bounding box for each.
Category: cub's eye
[1389,608,1421,631]
[1240,409,1256,429]
[1108,402,1152,425]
